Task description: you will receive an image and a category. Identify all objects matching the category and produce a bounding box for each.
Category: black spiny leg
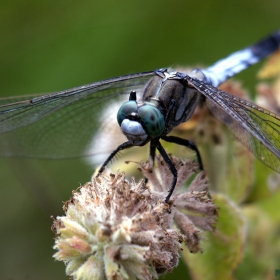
[162,135,204,170]
[162,135,211,199]
[143,141,157,185]
[150,140,157,163]
[155,140,178,203]
[97,141,134,176]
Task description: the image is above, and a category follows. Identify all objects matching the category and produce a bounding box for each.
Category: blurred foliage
[183,194,245,280]
[173,52,280,280]
[0,0,280,279]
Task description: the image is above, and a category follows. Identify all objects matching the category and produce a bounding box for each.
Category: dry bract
[53,155,218,280]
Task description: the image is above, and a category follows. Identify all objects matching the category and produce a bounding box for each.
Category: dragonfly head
[117,91,165,146]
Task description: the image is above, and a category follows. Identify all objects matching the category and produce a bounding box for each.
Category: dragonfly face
[0,31,280,202]
[117,69,202,146]
[117,90,165,146]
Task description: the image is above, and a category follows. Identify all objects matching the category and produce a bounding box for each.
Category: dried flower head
[52,155,218,280]
[139,155,218,253]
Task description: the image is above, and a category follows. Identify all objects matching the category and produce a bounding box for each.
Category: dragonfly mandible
[0,31,280,202]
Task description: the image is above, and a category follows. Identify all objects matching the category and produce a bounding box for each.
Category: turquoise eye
[138,104,165,138]
[117,101,137,125]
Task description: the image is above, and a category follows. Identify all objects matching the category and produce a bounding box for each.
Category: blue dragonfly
[0,31,280,202]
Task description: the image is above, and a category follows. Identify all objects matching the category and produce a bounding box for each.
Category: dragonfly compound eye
[117,101,138,126]
[138,104,165,138]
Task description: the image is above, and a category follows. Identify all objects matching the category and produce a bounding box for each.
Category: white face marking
[121,119,148,145]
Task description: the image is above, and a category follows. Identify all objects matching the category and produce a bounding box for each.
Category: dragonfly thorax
[117,98,165,146]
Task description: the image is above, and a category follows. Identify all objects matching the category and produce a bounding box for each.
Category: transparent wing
[0,71,154,159]
[187,76,280,173]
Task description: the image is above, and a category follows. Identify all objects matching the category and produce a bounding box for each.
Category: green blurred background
[0,0,279,279]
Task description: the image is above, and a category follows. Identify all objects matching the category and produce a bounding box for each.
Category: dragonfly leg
[161,136,212,199]
[150,141,156,163]
[97,141,134,176]
[143,141,157,185]
[155,140,178,203]
[161,135,204,170]
[143,141,165,188]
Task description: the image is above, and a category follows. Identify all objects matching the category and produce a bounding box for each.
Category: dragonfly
[1,31,280,202]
